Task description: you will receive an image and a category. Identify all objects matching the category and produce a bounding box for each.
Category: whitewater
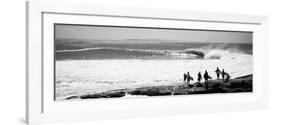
[55,49,252,100]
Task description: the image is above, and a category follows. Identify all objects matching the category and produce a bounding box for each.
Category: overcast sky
[55,24,252,43]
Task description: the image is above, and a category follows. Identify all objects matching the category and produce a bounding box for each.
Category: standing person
[183,73,187,82]
[215,67,221,79]
[203,70,209,90]
[203,70,209,82]
[221,69,225,81]
[197,72,202,83]
[186,72,192,85]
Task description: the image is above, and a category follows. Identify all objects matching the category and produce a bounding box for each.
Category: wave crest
[56,46,251,60]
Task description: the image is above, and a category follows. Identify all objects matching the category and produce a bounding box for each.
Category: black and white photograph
[55,24,253,101]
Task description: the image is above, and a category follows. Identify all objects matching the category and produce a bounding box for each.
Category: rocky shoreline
[65,74,252,100]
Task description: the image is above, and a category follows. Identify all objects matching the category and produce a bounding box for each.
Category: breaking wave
[56,46,251,60]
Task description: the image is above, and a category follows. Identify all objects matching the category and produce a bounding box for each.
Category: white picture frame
[26,1,268,124]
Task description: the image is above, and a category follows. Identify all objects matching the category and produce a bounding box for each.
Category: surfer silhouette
[203,70,210,82]
[203,70,210,90]
[215,67,221,79]
[221,69,230,82]
[224,72,231,82]
[222,69,225,80]
[197,72,202,83]
[186,72,193,85]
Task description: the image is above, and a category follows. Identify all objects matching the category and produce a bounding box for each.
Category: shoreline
[63,74,252,100]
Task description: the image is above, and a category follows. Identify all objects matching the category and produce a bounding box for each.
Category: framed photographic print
[26,1,268,124]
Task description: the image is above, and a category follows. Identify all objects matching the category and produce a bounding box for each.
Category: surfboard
[215,70,222,74]
[190,77,194,81]
[224,72,230,79]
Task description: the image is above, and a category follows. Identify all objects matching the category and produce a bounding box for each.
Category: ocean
[55,39,253,100]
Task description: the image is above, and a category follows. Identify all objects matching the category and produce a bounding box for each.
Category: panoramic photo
[54,24,253,101]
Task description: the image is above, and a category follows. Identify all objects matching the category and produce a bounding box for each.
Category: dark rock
[188,84,195,88]
[129,87,172,96]
[67,74,253,100]
[80,91,126,99]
